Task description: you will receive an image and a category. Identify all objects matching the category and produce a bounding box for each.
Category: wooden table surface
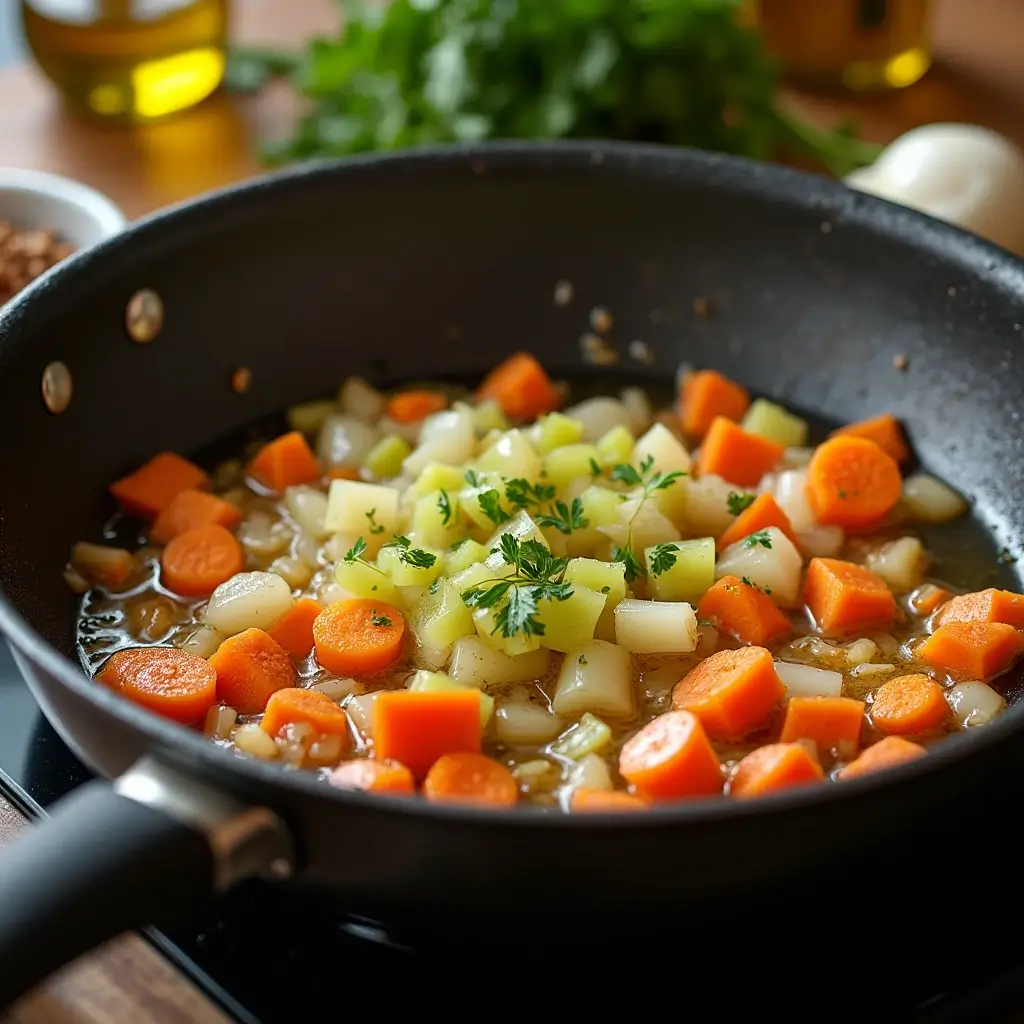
[2,0,1024,1020]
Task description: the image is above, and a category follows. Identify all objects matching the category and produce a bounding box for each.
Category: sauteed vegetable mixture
[72,353,1023,810]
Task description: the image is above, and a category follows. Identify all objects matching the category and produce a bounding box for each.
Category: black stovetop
[3,640,1024,1022]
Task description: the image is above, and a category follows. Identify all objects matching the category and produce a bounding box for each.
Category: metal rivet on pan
[231,366,252,393]
[125,288,164,344]
[41,360,72,414]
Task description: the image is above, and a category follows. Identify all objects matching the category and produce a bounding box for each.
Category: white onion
[946,680,1006,728]
[715,527,803,607]
[268,555,314,589]
[631,422,691,477]
[901,473,969,523]
[781,447,814,468]
[564,397,632,441]
[284,485,330,539]
[346,692,382,740]
[402,407,476,477]
[204,705,237,740]
[774,661,843,698]
[317,413,378,469]
[203,571,294,635]
[850,663,897,679]
[494,701,565,745]
[553,640,634,718]
[448,637,550,688]
[565,752,613,794]
[615,599,697,654]
[866,536,927,593]
[620,387,653,435]
[773,468,815,530]
[843,638,879,667]
[796,524,845,558]
[376,414,422,445]
[237,511,292,557]
[177,624,224,659]
[338,376,386,423]
[312,678,357,701]
[233,723,278,759]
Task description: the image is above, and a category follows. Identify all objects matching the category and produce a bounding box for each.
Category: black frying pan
[2,142,1024,1008]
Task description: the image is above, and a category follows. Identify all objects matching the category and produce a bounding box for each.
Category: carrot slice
[779,696,866,755]
[477,352,560,421]
[248,431,321,493]
[698,576,792,647]
[918,621,1024,680]
[267,597,323,660]
[933,588,1024,630]
[716,492,800,552]
[570,788,648,812]
[109,452,210,519]
[97,647,216,725]
[839,735,927,780]
[259,687,352,742]
[618,710,723,801]
[830,413,910,465]
[312,599,406,676]
[805,436,902,530]
[374,690,481,778]
[804,557,897,634]
[869,674,948,735]
[386,390,447,423]
[328,758,415,794]
[679,369,750,439]
[209,627,295,714]
[423,752,519,807]
[696,417,783,487]
[160,523,244,597]
[150,489,242,545]
[671,646,785,740]
[729,742,824,799]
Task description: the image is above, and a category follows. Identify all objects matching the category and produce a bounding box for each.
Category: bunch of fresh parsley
[227,0,879,176]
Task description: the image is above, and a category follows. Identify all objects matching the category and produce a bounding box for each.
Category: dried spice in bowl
[0,222,76,306]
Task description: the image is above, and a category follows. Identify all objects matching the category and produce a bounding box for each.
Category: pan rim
[2,138,1023,830]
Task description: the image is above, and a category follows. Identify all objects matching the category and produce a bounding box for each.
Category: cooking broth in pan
[71,355,1024,810]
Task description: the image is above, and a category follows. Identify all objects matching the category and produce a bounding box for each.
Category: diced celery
[334,558,400,603]
[536,585,606,653]
[596,425,634,468]
[647,536,715,604]
[326,479,402,534]
[542,443,601,487]
[476,429,541,479]
[472,399,509,436]
[287,399,336,435]
[563,558,626,641]
[447,561,493,595]
[412,490,466,549]
[363,435,412,480]
[533,412,585,454]
[376,543,445,588]
[472,605,542,656]
[410,579,475,653]
[742,398,808,448]
[550,712,612,760]
[408,669,494,727]
[413,462,468,497]
[443,539,489,575]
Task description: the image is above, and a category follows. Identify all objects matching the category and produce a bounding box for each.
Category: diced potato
[682,473,734,537]
[483,511,549,575]
[408,669,493,727]
[532,412,584,454]
[543,444,601,487]
[866,536,927,594]
[338,376,385,422]
[444,539,489,575]
[901,473,969,523]
[412,490,466,549]
[325,479,401,534]
[364,435,412,480]
[204,704,237,740]
[946,680,1006,728]
[565,397,631,442]
[615,599,698,654]
[447,561,493,595]
[563,556,627,641]
[346,691,383,740]
[536,586,607,653]
[287,399,336,435]
[413,461,468,497]
[284,485,330,540]
[494,700,565,744]
[472,399,509,436]
[476,429,541,480]
[595,425,635,468]
[599,492,680,553]
[647,537,715,604]
[472,605,542,656]
[204,571,294,636]
[403,407,476,478]
[410,579,475,654]
[550,712,612,760]
[334,557,400,603]
[632,423,691,524]
[553,640,634,718]
[774,661,843,698]
[741,398,809,448]
[376,543,444,588]
[448,637,550,687]
[715,526,802,607]
[579,485,625,528]
[565,751,613,791]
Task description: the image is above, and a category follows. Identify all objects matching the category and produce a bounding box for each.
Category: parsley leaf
[477,489,511,525]
[589,457,603,478]
[364,508,386,534]
[727,491,756,516]
[369,609,392,627]
[505,478,556,510]
[437,489,455,526]
[383,535,437,569]
[611,544,646,584]
[610,463,643,487]
[450,537,469,552]
[464,470,480,487]
[648,543,679,576]
[744,529,773,549]
[344,537,367,563]
[535,497,588,535]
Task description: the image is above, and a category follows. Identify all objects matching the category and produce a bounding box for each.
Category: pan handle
[0,757,294,1009]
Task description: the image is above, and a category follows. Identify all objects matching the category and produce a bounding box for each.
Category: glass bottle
[755,0,932,92]
[21,0,229,122]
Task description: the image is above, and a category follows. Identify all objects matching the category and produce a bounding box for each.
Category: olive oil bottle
[21,0,229,122]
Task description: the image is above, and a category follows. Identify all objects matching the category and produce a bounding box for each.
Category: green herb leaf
[369,609,393,627]
[344,537,367,563]
[535,498,588,535]
[504,478,556,510]
[383,534,437,569]
[612,544,646,584]
[578,654,588,665]
[437,489,454,526]
[464,470,480,487]
[744,529,773,549]
[588,457,603,478]
[727,491,756,516]
[450,537,469,552]
[648,543,679,577]
[478,489,511,525]
[610,463,643,487]
[365,508,386,534]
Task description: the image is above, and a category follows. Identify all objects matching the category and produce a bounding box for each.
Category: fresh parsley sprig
[364,508,386,534]
[383,535,437,569]
[477,488,511,526]
[437,489,456,526]
[648,542,679,577]
[536,497,588,535]
[727,491,756,516]
[744,529,773,549]
[344,537,384,574]
[505,478,556,510]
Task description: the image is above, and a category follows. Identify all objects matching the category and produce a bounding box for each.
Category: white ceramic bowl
[0,167,126,249]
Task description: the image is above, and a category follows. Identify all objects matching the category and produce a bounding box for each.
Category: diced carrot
[779,696,866,755]
[209,627,295,715]
[933,588,1024,630]
[150,489,242,545]
[838,735,927,780]
[267,597,323,660]
[805,436,902,530]
[160,523,244,597]
[70,542,142,590]
[696,417,784,487]
[671,646,785,740]
[374,690,481,778]
[679,369,750,439]
[910,584,953,618]
[328,758,415,794]
[804,557,897,634]
[423,752,519,807]
[716,492,800,553]
[247,431,321,493]
[326,466,361,481]
[618,710,723,801]
[109,452,210,519]
[869,674,948,735]
[698,576,792,647]
[386,390,448,423]
[729,742,824,799]
[570,788,648,812]
[312,599,406,676]
[259,687,352,743]
[97,647,216,726]
[917,621,1024,681]
[477,352,560,421]
[830,413,910,464]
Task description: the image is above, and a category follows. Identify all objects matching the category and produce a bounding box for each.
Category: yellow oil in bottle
[21,0,228,122]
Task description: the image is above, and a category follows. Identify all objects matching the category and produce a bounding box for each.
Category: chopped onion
[631,422,691,477]
[346,692,383,740]
[620,387,653,435]
[203,705,236,739]
[565,752,613,794]
[781,447,814,468]
[682,473,735,537]
[843,638,879,667]
[946,681,1006,728]
[312,678,357,701]
[317,413,378,469]
[284,485,330,539]
[338,376,386,423]
[552,640,634,718]
[564,397,632,442]
[494,701,565,745]
[233,723,278,759]
[715,527,803,607]
[615,599,698,654]
[796,524,845,558]
[866,536,927,593]
[773,468,815,530]
[849,663,897,679]
[177,624,225,659]
[901,473,969,523]
[774,661,843,698]
[203,571,294,635]
[268,555,314,589]
[237,511,292,557]
[402,407,476,477]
